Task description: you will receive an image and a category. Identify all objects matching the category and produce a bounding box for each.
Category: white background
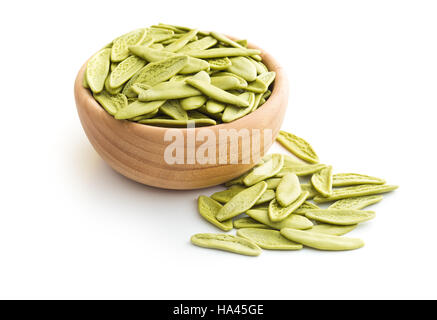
[0,0,436,299]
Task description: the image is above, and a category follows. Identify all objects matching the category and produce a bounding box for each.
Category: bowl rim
[74,34,288,134]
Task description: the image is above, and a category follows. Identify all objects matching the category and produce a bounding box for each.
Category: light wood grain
[74,40,289,190]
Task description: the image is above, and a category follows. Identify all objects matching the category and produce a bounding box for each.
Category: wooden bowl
[74,40,289,190]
